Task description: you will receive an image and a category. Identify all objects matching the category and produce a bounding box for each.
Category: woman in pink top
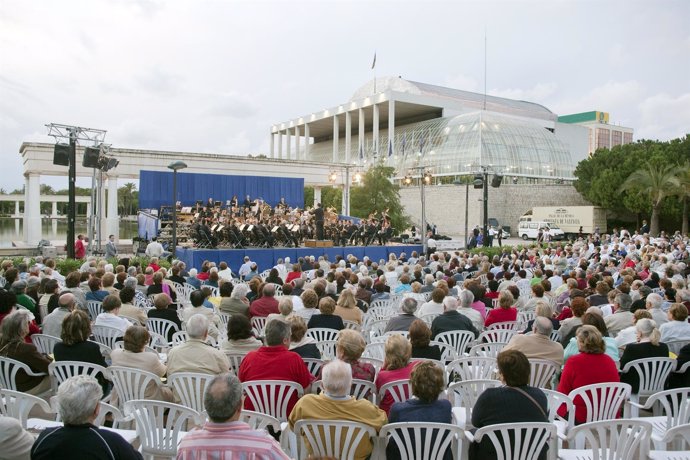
[484,290,518,327]
[467,283,488,320]
[375,334,417,415]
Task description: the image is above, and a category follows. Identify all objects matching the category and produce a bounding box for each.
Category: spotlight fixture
[328,171,338,184]
[353,172,363,184]
[473,174,484,189]
[403,174,413,186]
[491,173,503,188]
[423,171,433,185]
[83,146,101,168]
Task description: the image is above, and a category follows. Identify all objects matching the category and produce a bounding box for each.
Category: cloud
[444,74,480,92]
[205,92,259,119]
[490,82,558,103]
[637,92,690,141]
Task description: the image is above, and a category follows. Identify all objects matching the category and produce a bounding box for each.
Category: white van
[517,221,565,241]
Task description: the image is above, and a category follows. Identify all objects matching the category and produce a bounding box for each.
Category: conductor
[314,202,325,240]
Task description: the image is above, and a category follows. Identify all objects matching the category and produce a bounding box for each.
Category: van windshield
[546,223,561,229]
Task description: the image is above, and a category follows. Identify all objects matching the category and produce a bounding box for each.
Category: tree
[303,186,342,212]
[673,163,690,235]
[350,165,410,232]
[118,182,139,216]
[618,163,680,236]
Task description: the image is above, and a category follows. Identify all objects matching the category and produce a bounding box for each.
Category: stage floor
[176,244,423,271]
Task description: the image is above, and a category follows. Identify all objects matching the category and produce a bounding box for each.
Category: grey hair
[264,318,291,346]
[636,318,661,345]
[443,296,459,311]
[646,293,663,309]
[401,297,418,314]
[278,297,293,316]
[124,276,137,289]
[534,301,552,318]
[325,283,336,295]
[615,293,632,311]
[204,373,242,423]
[424,274,434,285]
[0,309,30,346]
[532,316,553,336]
[321,359,352,397]
[231,284,250,299]
[57,375,102,425]
[186,314,209,339]
[458,289,474,308]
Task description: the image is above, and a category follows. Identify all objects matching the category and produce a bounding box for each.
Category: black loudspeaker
[473,174,484,189]
[83,146,101,168]
[491,174,503,188]
[53,143,70,166]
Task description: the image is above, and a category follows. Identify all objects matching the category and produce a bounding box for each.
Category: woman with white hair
[0,309,51,395]
[457,289,484,331]
[619,318,669,393]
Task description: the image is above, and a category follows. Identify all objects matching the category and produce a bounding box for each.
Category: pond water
[0,218,139,248]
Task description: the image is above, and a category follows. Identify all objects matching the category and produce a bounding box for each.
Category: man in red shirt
[238,319,314,416]
[249,284,279,318]
[74,234,86,259]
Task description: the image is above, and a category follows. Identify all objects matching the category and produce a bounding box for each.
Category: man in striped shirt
[176,373,289,460]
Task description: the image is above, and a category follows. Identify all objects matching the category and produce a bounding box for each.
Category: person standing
[497,226,503,247]
[426,231,437,258]
[314,203,325,240]
[105,234,118,258]
[74,234,86,259]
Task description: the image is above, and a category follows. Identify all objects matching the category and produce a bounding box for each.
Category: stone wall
[399,184,591,238]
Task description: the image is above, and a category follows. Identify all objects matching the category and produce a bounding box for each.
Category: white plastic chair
[167,372,215,414]
[293,419,377,460]
[109,366,165,410]
[342,320,361,331]
[239,409,281,432]
[567,382,632,423]
[86,300,103,321]
[465,422,556,460]
[380,422,463,460]
[447,379,502,429]
[0,388,53,428]
[314,340,338,359]
[629,388,690,450]
[242,380,304,422]
[620,357,676,416]
[306,327,340,343]
[428,340,460,363]
[362,342,386,361]
[365,319,388,342]
[541,389,575,448]
[217,311,232,332]
[0,356,48,392]
[486,320,520,331]
[124,399,202,459]
[48,360,109,394]
[666,340,690,355]
[251,316,268,337]
[31,334,62,355]
[224,352,246,375]
[469,342,507,358]
[477,328,517,344]
[435,330,476,356]
[420,313,439,326]
[559,419,652,459]
[649,423,690,459]
[446,356,497,382]
[367,304,396,322]
[377,379,411,407]
[91,325,124,349]
[146,318,180,345]
[528,359,560,388]
[302,358,324,378]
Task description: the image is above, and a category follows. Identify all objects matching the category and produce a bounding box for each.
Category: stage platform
[176,244,423,271]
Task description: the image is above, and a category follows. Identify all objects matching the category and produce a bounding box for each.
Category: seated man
[431,296,479,340]
[289,359,387,460]
[385,298,418,332]
[238,319,314,415]
[502,316,565,366]
[249,284,280,318]
[177,373,289,460]
[41,292,76,338]
[94,294,131,334]
[166,314,230,375]
[30,375,143,460]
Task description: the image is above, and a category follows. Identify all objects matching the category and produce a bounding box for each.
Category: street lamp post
[404,166,432,255]
[167,160,187,258]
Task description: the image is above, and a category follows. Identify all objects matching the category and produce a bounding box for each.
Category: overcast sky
[1,0,688,192]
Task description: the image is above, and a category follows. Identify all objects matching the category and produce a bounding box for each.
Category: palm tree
[674,163,690,235]
[619,163,680,236]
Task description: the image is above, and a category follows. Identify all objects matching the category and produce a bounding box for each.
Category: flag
[388,139,393,158]
[359,143,364,162]
[371,52,376,70]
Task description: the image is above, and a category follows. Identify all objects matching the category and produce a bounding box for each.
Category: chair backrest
[642,388,690,431]
[491,298,500,309]
[0,388,52,428]
[146,318,180,343]
[419,313,439,326]
[568,382,632,423]
[293,419,377,460]
[380,422,463,460]
[91,325,124,349]
[119,315,141,326]
[528,359,560,388]
[217,311,232,331]
[167,372,215,414]
[471,422,556,460]
[124,399,201,457]
[302,358,324,378]
[369,298,393,312]
[306,327,340,343]
[362,342,386,361]
[350,379,377,402]
[469,342,507,358]
[251,316,268,337]
[541,389,575,429]
[428,341,459,363]
[224,353,246,375]
[342,320,361,331]
[365,319,388,342]
[661,423,690,450]
[621,357,676,396]
[0,356,47,391]
[486,321,519,331]
[666,340,690,355]
[447,379,502,423]
[478,328,517,344]
[377,379,411,406]
[435,330,476,355]
[49,360,109,394]
[358,357,383,374]
[446,357,497,382]
[242,380,304,422]
[86,300,103,321]
[31,334,62,355]
[109,366,164,409]
[368,304,395,322]
[239,410,280,432]
[566,419,652,459]
[314,340,338,360]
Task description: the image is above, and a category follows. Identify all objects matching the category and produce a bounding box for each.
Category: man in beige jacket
[166,314,230,375]
[502,316,564,366]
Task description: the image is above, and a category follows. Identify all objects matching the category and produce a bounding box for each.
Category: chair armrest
[464,430,476,443]
[25,369,48,378]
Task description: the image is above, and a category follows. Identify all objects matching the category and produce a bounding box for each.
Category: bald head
[58,292,76,311]
[532,316,553,336]
[443,296,459,311]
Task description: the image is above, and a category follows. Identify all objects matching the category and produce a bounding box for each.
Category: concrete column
[106,176,119,242]
[313,186,322,207]
[270,132,275,159]
[86,203,91,219]
[358,108,365,162]
[372,104,379,157]
[277,132,283,160]
[51,202,58,218]
[345,111,352,164]
[24,173,41,244]
[295,126,302,160]
[332,115,339,163]
[14,201,19,217]
[388,99,396,161]
[304,124,310,160]
[286,128,292,160]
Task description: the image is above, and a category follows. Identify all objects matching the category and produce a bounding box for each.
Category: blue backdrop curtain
[139,170,304,210]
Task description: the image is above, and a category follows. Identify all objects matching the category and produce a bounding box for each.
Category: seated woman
[54,310,110,395]
[147,293,182,343]
[563,311,619,363]
[221,314,262,355]
[307,297,344,331]
[388,361,453,460]
[334,289,363,325]
[471,350,549,460]
[521,301,560,333]
[297,289,319,323]
[266,297,295,324]
[265,268,284,286]
[336,329,375,382]
[147,272,177,302]
[409,319,441,361]
[110,325,173,402]
[285,265,302,285]
[557,325,620,424]
[485,290,518,328]
[0,309,51,395]
[375,334,417,415]
[287,315,320,359]
[619,318,669,393]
